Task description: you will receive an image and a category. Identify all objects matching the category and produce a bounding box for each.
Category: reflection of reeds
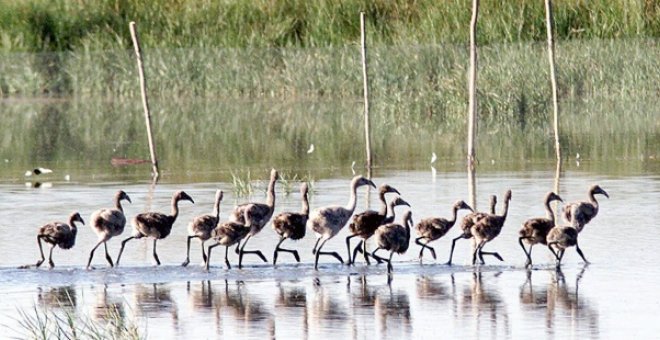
[11,303,143,340]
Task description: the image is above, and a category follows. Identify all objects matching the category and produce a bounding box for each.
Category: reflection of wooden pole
[553,157,561,220]
[545,0,561,162]
[467,0,479,210]
[130,21,159,179]
[360,12,372,170]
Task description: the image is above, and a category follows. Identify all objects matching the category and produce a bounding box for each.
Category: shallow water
[1,165,659,338]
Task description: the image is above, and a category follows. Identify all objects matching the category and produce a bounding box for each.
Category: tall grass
[0,0,658,53]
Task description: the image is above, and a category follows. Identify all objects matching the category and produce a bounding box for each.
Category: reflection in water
[519,267,599,338]
[276,282,308,339]
[91,285,131,334]
[375,286,411,338]
[37,285,76,309]
[221,281,275,338]
[133,283,179,331]
[309,279,349,339]
[461,272,510,338]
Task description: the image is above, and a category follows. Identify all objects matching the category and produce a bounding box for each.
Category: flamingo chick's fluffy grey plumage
[87,190,131,269]
[271,182,309,265]
[35,212,84,268]
[116,191,194,266]
[372,210,414,274]
[182,190,223,267]
[562,184,609,232]
[229,168,279,268]
[518,191,563,267]
[546,224,588,268]
[306,175,376,270]
[446,195,497,265]
[205,206,254,270]
[471,190,512,265]
[415,200,473,262]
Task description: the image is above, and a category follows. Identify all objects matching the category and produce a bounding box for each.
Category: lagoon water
[1,162,659,338]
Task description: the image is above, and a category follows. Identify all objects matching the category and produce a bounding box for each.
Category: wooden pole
[129,21,159,179]
[467,0,479,210]
[545,0,561,162]
[360,12,373,170]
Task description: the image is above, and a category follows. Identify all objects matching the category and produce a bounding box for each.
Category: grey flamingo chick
[415,200,473,262]
[350,196,410,265]
[371,210,414,274]
[518,192,563,267]
[307,175,376,270]
[272,183,309,265]
[546,225,587,268]
[345,184,400,265]
[446,195,497,265]
[229,168,279,268]
[116,191,194,266]
[471,190,512,265]
[87,190,132,269]
[563,184,609,232]
[35,212,84,268]
[205,207,253,270]
[182,190,223,267]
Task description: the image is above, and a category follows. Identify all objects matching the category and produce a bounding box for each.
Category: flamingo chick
[371,210,414,274]
[307,175,376,270]
[518,191,563,267]
[446,195,496,265]
[35,212,84,268]
[87,190,132,269]
[415,200,473,262]
[546,224,588,268]
[116,191,194,266]
[229,168,279,268]
[182,190,223,267]
[272,182,309,265]
[563,184,609,232]
[205,207,254,270]
[471,190,512,265]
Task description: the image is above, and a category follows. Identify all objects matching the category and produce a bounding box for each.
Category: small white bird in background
[576,152,581,167]
[25,167,53,176]
[64,174,71,181]
[351,161,356,175]
[307,144,315,154]
[430,152,437,164]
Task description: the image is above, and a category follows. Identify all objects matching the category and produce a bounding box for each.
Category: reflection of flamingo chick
[87,190,132,269]
[416,200,472,261]
[446,195,496,265]
[229,169,279,268]
[345,184,401,264]
[116,191,194,266]
[272,183,309,265]
[307,175,376,270]
[372,210,413,274]
[518,192,563,267]
[563,184,609,232]
[182,190,223,267]
[546,224,588,267]
[35,212,84,268]
[205,207,253,270]
[471,190,512,265]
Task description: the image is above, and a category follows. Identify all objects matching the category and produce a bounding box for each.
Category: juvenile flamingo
[546,224,587,268]
[87,190,132,269]
[205,207,253,270]
[518,192,563,267]
[35,212,84,268]
[271,183,309,265]
[446,195,496,265]
[116,191,194,266]
[371,210,414,274]
[471,190,512,265]
[229,169,279,268]
[307,175,376,270]
[415,200,473,262]
[182,190,223,267]
[563,184,609,232]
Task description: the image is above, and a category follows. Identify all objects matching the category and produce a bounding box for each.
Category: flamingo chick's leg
[314,238,344,270]
[47,244,56,268]
[103,242,114,267]
[152,239,161,266]
[370,247,388,264]
[86,239,104,269]
[446,234,465,266]
[182,235,197,267]
[205,242,221,271]
[273,236,300,265]
[115,236,136,266]
[575,242,590,265]
[518,236,533,267]
[238,235,268,269]
[35,236,46,268]
[345,234,358,264]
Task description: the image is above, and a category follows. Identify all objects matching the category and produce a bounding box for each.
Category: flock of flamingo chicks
[27,169,609,275]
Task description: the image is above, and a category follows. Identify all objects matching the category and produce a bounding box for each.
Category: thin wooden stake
[129,21,159,179]
[467,0,479,210]
[545,0,561,162]
[360,12,372,170]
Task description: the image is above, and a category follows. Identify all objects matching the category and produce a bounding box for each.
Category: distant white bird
[307,144,315,154]
[430,152,437,164]
[25,167,53,176]
[351,161,356,175]
[64,175,71,181]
